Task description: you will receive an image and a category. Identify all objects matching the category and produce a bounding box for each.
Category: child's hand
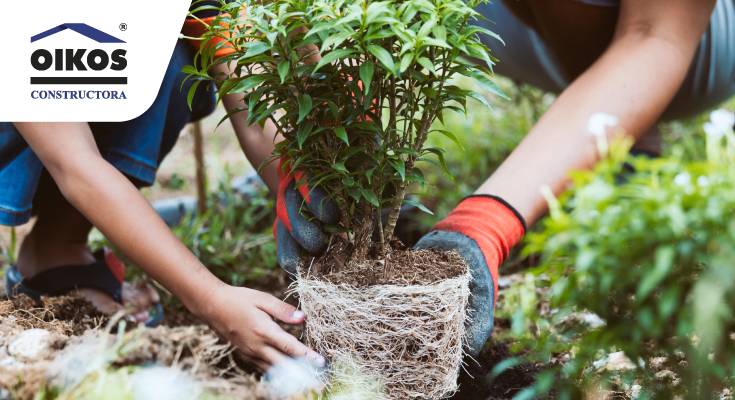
[203,284,325,372]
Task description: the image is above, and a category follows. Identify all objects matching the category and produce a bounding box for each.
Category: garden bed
[0,271,555,400]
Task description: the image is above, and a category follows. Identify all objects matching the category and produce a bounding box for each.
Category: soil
[0,272,544,400]
[449,343,546,400]
[304,236,468,287]
[1,295,107,336]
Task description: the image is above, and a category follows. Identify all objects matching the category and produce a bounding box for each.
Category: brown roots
[294,250,471,399]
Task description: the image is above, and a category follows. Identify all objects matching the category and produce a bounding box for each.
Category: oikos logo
[29,23,128,100]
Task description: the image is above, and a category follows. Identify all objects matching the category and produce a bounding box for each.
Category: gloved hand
[414,195,526,356]
[274,159,341,275]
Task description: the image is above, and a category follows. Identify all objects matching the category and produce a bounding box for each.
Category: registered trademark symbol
[119,23,127,31]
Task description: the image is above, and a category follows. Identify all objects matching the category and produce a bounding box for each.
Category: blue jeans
[0,40,216,226]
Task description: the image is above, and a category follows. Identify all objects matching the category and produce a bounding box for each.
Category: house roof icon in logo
[31,23,125,43]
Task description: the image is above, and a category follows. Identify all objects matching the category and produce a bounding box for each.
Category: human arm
[477,0,717,226]
[416,0,717,354]
[12,122,325,371]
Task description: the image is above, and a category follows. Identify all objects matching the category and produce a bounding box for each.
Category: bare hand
[204,285,325,372]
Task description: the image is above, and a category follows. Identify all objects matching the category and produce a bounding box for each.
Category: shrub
[514,110,735,399]
[185,0,505,260]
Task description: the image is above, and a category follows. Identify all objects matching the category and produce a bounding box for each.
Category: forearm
[211,25,320,194]
[477,32,699,226]
[13,122,223,317]
[222,92,281,193]
[208,63,280,193]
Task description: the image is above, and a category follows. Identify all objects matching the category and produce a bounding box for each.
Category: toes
[146,285,161,303]
[122,283,160,312]
[75,288,125,315]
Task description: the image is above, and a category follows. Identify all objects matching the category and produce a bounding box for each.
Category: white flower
[587,112,619,136]
[704,122,725,138]
[711,109,735,131]
[674,172,691,186]
[697,175,710,186]
[704,109,735,138]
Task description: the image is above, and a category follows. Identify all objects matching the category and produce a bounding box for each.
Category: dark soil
[304,236,468,286]
[450,343,545,400]
[4,294,107,336]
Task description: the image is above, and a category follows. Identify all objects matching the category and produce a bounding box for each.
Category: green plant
[418,77,548,228]
[1,226,17,266]
[185,0,505,260]
[511,110,735,399]
[91,173,277,289]
[173,180,277,286]
[167,172,188,190]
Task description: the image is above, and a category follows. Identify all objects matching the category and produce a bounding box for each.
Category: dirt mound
[0,294,105,336]
[0,296,307,400]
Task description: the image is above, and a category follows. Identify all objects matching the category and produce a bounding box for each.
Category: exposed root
[294,255,471,399]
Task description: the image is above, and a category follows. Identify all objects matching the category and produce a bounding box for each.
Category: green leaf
[243,42,272,58]
[297,94,313,123]
[314,49,355,73]
[416,15,436,40]
[366,167,377,182]
[637,245,676,300]
[468,70,510,100]
[423,147,448,170]
[324,224,350,233]
[346,187,362,201]
[367,45,396,75]
[408,167,426,188]
[332,162,348,173]
[432,25,446,42]
[186,80,202,110]
[321,31,352,51]
[393,147,420,157]
[396,198,433,215]
[399,55,413,73]
[297,119,313,149]
[490,357,522,379]
[278,61,289,83]
[466,90,494,113]
[362,189,379,207]
[335,126,349,145]
[342,177,355,186]
[359,61,374,94]
[433,129,464,150]
[230,75,273,94]
[389,157,406,180]
[416,57,436,76]
[218,76,243,97]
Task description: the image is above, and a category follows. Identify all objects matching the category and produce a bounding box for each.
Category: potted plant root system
[189,0,505,396]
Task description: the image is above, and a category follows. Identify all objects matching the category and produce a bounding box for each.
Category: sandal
[5,248,164,327]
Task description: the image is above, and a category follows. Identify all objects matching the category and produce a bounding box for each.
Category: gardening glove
[414,195,526,356]
[274,159,341,275]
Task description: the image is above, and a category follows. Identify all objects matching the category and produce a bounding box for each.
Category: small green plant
[166,172,188,190]
[512,110,735,399]
[173,180,277,286]
[186,0,505,260]
[1,226,17,266]
[92,174,277,289]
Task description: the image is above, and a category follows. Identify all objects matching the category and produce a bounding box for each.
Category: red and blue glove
[414,195,526,356]
[274,159,341,275]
